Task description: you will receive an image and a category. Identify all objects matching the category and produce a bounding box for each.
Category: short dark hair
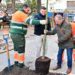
[54,12,63,17]
[41,6,46,10]
[23,4,29,8]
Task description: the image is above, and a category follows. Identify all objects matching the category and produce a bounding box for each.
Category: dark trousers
[11,33,25,53]
[10,33,26,68]
[57,48,73,69]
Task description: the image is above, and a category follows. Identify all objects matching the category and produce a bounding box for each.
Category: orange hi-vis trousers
[14,51,25,63]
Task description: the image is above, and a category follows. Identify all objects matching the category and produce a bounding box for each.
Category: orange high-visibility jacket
[12,11,28,22]
[71,22,75,36]
[10,10,28,35]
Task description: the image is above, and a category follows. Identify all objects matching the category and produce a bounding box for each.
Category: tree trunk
[37,0,41,12]
[11,0,15,13]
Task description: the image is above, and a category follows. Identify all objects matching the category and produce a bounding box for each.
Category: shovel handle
[4,34,11,69]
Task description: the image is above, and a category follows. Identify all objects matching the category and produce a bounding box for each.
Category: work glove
[40,20,48,25]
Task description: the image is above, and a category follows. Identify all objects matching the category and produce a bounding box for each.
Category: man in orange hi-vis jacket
[71,20,75,61]
[10,4,48,69]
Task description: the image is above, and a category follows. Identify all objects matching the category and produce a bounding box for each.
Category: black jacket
[34,13,51,35]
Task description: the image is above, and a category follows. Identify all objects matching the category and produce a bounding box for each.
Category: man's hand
[40,20,48,25]
[44,29,48,34]
[0,20,3,22]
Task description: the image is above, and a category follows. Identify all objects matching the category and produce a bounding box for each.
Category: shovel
[3,34,11,73]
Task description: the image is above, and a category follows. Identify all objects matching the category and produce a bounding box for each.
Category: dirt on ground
[0,66,66,75]
[0,27,66,75]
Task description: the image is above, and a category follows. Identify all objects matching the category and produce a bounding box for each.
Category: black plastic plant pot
[35,56,51,75]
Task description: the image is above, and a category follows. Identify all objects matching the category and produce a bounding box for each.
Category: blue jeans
[57,48,73,68]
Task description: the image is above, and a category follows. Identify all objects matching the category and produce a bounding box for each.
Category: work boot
[18,63,25,68]
[14,61,19,66]
[53,66,61,70]
[18,63,29,69]
[66,68,72,74]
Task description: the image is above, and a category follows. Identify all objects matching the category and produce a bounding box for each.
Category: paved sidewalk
[0,27,75,75]
[0,50,75,75]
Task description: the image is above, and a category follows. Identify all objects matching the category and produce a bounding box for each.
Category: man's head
[40,6,46,16]
[54,13,64,25]
[23,4,31,14]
